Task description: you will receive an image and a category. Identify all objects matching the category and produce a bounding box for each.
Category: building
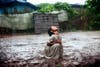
[0,0,37,14]
[0,0,38,34]
[33,13,59,33]
[0,0,60,34]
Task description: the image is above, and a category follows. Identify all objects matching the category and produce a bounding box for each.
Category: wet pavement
[0,31,100,66]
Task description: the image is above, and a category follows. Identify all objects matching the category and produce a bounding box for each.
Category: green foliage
[37,3,55,13]
[54,2,72,13]
[37,2,79,19]
[86,0,100,30]
[54,2,78,19]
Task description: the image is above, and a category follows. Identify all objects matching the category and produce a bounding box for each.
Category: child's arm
[47,35,55,46]
[56,40,62,44]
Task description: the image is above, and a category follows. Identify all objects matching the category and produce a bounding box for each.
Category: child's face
[51,29,59,35]
[51,26,59,34]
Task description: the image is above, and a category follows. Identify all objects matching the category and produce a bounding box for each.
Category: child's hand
[56,40,62,44]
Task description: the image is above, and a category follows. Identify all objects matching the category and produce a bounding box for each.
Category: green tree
[54,2,79,19]
[37,2,80,19]
[54,2,72,12]
[86,0,100,30]
[37,3,55,13]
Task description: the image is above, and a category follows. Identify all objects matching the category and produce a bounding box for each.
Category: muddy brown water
[0,31,100,67]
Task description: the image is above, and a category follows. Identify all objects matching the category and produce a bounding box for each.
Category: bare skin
[50,26,62,45]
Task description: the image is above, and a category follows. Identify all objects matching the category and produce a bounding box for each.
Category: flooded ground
[0,31,100,66]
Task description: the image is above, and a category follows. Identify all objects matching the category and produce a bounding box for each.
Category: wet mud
[0,31,100,67]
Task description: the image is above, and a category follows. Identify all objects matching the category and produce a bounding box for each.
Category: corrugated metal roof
[0,0,15,4]
[0,0,38,10]
[70,4,85,8]
[0,0,26,4]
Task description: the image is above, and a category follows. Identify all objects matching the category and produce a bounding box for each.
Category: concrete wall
[0,12,33,30]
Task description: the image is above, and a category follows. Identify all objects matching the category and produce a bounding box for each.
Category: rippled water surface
[0,31,100,63]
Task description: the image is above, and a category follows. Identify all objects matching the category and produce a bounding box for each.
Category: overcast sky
[27,0,86,5]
